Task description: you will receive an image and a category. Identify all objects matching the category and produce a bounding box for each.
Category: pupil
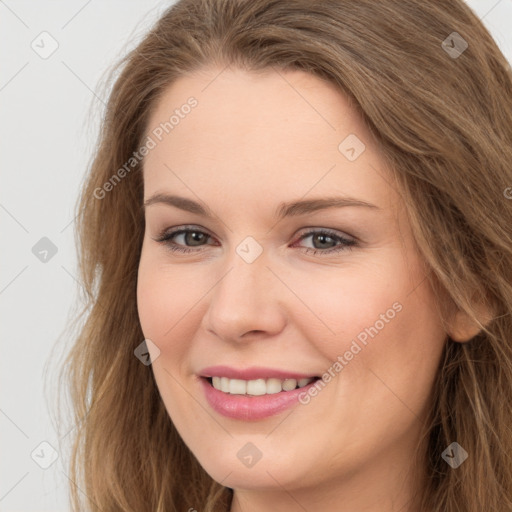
[187,231,205,246]
[315,234,333,248]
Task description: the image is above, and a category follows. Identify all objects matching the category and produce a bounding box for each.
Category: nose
[200,247,287,344]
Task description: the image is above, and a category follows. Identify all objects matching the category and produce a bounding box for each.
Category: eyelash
[153,225,357,256]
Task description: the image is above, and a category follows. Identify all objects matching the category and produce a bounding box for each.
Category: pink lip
[199,365,318,380]
[198,366,320,421]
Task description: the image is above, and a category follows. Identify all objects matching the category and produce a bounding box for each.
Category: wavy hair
[56,0,512,510]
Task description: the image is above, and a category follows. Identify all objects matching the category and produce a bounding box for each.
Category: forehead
[142,66,398,216]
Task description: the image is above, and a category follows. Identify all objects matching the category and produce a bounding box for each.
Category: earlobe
[448,310,482,342]
[447,301,494,343]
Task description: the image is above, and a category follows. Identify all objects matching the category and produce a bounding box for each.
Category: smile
[208,376,316,395]
[198,366,321,420]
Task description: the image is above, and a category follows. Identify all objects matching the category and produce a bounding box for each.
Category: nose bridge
[217,242,273,311]
[221,233,273,298]
[202,240,286,340]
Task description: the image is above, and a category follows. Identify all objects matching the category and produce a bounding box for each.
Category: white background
[1,1,511,510]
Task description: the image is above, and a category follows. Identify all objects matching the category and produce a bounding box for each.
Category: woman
[59,0,512,510]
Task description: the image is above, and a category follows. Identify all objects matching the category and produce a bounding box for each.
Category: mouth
[202,375,321,396]
[198,372,322,421]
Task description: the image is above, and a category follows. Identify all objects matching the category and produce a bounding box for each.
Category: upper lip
[199,365,319,380]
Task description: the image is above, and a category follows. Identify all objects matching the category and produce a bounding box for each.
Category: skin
[136,66,477,512]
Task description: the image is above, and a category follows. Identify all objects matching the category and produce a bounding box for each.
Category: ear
[446,296,494,343]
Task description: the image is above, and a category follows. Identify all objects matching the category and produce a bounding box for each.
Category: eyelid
[294,226,356,242]
[154,224,356,243]
[154,224,216,242]
[153,224,358,257]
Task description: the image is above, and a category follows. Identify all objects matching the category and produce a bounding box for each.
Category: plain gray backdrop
[1,1,511,510]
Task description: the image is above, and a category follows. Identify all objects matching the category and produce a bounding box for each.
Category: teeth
[209,376,316,395]
[220,377,230,393]
[247,379,266,395]
[282,378,297,391]
[229,379,246,394]
[266,378,282,394]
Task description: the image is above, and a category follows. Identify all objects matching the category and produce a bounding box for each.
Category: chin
[195,448,311,491]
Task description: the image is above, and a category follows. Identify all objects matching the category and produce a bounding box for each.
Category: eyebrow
[143,193,380,219]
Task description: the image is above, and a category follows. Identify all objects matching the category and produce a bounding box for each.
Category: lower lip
[199,377,318,420]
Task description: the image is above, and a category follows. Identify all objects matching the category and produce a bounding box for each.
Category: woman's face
[137,66,448,508]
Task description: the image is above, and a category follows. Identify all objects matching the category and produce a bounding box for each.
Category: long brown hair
[55,1,512,510]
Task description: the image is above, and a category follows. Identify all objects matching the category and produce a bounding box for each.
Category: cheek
[328,274,447,432]
[137,263,170,341]
[136,248,205,343]
[308,251,446,416]
[136,255,201,409]
[299,252,417,358]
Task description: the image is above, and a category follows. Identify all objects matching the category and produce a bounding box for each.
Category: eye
[293,228,357,255]
[153,225,357,256]
[153,225,217,254]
